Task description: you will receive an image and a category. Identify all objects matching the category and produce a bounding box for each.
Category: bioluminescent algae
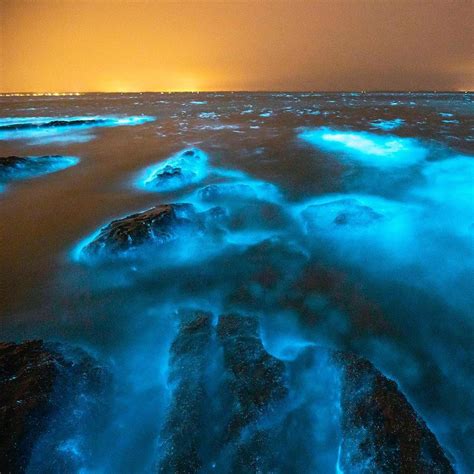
[73,203,226,263]
[0,92,472,473]
[0,115,155,145]
[0,155,79,188]
[299,127,427,167]
[370,118,405,131]
[136,148,209,192]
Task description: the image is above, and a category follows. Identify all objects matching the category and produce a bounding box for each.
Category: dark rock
[155,165,183,181]
[217,314,287,438]
[0,118,105,131]
[217,314,288,473]
[335,351,454,473]
[157,310,453,473]
[0,155,68,182]
[0,341,58,473]
[159,312,213,473]
[0,340,108,473]
[159,312,288,473]
[82,203,219,259]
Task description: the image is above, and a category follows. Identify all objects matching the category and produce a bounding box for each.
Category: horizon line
[0,89,472,96]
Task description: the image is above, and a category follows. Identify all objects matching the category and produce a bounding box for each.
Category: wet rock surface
[81,203,224,259]
[158,312,453,473]
[0,340,107,473]
[159,313,213,473]
[0,341,58,473]
[335,351,454,473]
[0,118,106,131]
[159,312,288,473]
[143,148,208,191]
[0,155,77,182]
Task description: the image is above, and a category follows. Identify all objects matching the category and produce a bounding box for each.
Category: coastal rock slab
[335,351,454,473]
[158,312,454,473]
[0,341,107,473]
[78,203,225,260]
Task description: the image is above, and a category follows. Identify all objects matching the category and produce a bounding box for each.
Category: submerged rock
[79,203,225,260]
[197,180,281,204]
[0,340,107,473]
[0,155,79,183]
[301,198,384,231]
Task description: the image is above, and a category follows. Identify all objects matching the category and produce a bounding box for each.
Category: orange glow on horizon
[0,0,472,93]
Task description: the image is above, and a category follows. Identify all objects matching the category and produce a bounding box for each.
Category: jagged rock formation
[0,322,454,473]
[159,312,454,473]
[81,203,225,259]
[141,148,208,191]
[217,315,288,473]
[0,341,58,472]
[159,313,213,473]
[336,351,454,473]
[159,313,288,473]
[0,340,107,473]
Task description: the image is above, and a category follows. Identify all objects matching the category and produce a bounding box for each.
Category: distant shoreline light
[0,90,472,96]
[0,92,83,97]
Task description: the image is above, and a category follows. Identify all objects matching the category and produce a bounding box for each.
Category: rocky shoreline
[1,317,454,472]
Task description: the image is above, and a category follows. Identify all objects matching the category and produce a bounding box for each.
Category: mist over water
[0,92,473,472]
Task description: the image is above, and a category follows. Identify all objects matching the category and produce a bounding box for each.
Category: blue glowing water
[299,127,428,167]
[0,92,472,473]
[0,115,155,145]
[0,155,80,187]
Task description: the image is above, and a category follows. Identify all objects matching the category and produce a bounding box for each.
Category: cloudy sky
[1,0,472,92]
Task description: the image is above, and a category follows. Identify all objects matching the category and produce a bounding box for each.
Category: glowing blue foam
[410,155,474,237]
[136,148,209,192]
[370,118,405,131]
[0,155,79,185]
[196,179,282,204]
[70,227,103,263]
[299,127,427,167]
[0,115,155,145]
[295,193,420,265]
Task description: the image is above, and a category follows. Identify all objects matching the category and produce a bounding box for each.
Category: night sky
[0,0,473,92]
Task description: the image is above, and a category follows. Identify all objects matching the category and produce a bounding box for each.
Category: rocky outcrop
[0,340,107,473]
[81,203,225,259]
[141,148,208,191]
[159,313,213,473]
[335,351,454,473]
[0,155,78,183]
[0,341,58,472]
[217,315,288,472]
[159,313,288,473]
[0,118,106,131]
[158,312,454,473]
